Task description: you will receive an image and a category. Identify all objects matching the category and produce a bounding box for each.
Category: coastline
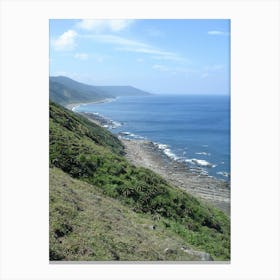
[65,97,116,111]
[121,139,230,216]
[79,111,230,215]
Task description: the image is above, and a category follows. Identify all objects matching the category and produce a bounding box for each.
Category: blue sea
[74,95,230,181]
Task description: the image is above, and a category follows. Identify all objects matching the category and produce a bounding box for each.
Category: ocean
[74,94,230,181]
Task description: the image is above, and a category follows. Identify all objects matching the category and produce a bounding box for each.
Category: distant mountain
[49,76,112,105]
[96,85,151,97]
[49,76,152,106]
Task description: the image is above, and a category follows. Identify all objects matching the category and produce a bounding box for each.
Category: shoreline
[65,98,116,111]
[71,106,230,215]
[121,139,230,215]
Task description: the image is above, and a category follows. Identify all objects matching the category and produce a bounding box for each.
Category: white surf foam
[154,142,179,161]
[217,171,230,178]
[185,158,213,168]
[195,152,211,156]
[119,131,146,140]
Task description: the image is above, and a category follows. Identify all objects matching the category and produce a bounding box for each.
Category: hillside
[50,167,208,261]
[49,76,112,105]
[49,101,230,261]
[49,76,151,106]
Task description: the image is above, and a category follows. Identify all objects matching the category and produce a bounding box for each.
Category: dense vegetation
[49,101,230,261]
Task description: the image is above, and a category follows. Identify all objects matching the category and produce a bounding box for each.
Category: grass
[50,167,204,261]
[49,100,230,261]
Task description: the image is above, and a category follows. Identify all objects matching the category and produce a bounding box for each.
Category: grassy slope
[50,167,203,261]
[49,101,230,261]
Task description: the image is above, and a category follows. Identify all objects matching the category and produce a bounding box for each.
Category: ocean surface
[74,95,230,181]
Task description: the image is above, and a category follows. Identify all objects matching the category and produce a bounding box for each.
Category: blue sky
[50,19,230,94]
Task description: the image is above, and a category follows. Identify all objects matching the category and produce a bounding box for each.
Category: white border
[1,0,279,279]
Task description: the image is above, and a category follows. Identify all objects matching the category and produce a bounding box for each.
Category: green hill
[49,76,151,106]
[49,101,230,261]
[49,76,112,105]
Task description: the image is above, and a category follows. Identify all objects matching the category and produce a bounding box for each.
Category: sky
[49,19,230,95]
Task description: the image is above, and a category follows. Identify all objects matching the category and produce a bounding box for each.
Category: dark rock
[164,248,176,254]
[149,225,156,230]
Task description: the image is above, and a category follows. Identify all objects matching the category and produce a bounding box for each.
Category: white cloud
[86,34,186,62]
[88,34,147,48]
[151,53,187,62]
[76,19,134,32]
[208,30,229,36]
[51,30,77,51]
[128,47,175,58]
[109,20,134,31]
[136,58,144,62]
[121,47,186,62]
[74,53,89,60]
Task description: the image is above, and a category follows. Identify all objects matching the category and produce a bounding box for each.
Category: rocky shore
[72,106,230,216]
[121,139,230,216]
